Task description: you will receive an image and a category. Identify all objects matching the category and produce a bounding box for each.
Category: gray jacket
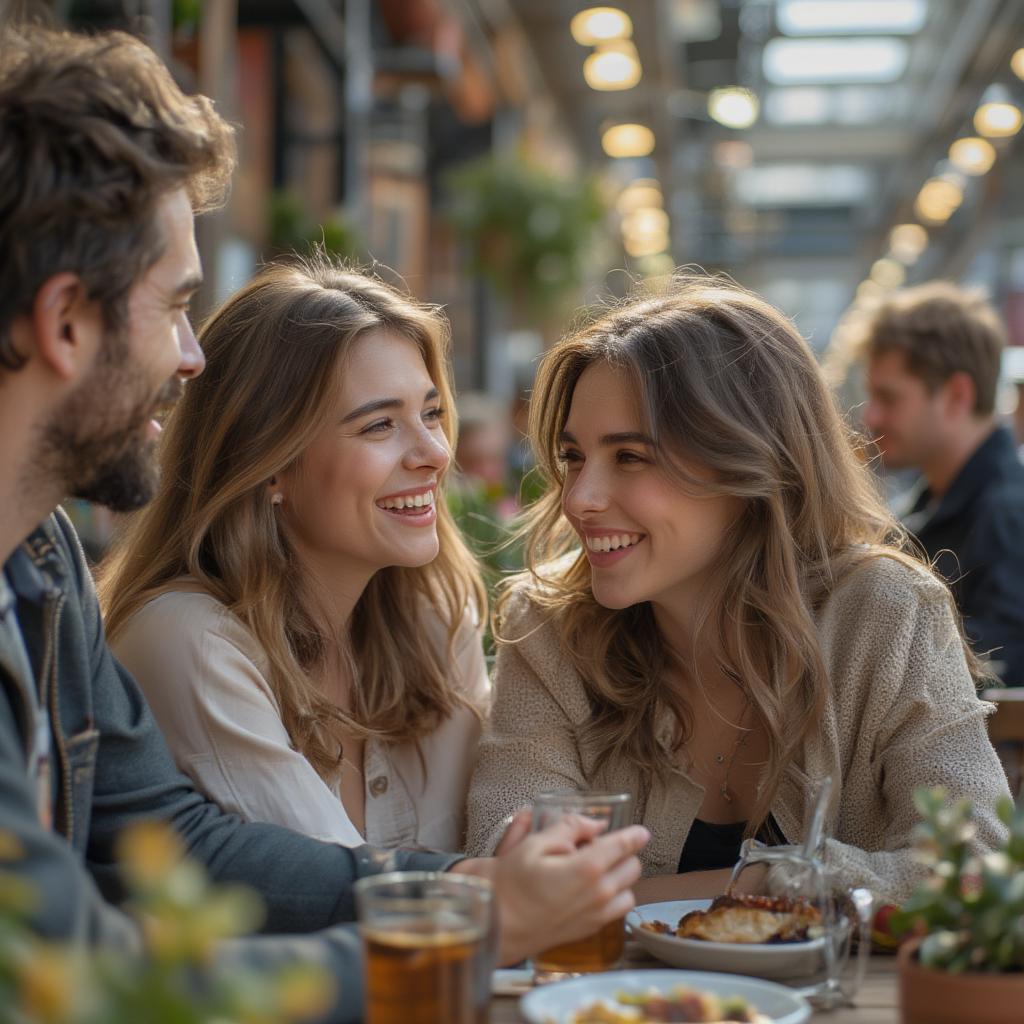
[0,510,460,1022]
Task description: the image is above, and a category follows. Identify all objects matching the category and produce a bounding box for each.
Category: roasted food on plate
[639,894,822,945]
[568,984,770,1022]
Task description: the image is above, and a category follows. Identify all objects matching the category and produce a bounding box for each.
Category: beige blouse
[113,586,489,851]
[465,554,1011,903]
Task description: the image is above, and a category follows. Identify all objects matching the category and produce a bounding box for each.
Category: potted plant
[444,153,607,323]
[267,191,364,263]
[892,787,1024,1024]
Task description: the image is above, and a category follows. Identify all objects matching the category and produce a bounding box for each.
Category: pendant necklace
[714,700,752,804]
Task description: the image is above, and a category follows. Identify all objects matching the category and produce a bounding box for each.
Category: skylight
[764,86,900,125]
[777,0,927,36]
[763,37,909,85]
[734,164,872,206]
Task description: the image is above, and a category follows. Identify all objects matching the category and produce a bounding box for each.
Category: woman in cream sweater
[465,275,1010,903]
[100,259,489,851]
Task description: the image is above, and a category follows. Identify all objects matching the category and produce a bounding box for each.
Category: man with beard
[0,24,648,1021]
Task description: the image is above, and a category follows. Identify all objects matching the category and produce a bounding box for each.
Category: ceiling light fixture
[870,257,905,290]
[617,180,663,215]
[889,223,928,263]
[856,280,885,305]
[974,86,1023,138]
[583,40,642,91]
[570,6,633,46]
[1012,48,1024,82]
[948,136,996,176]
[622,207,670,238]
[624,231,670,258]
[914,177,963,224]
[602,123,656,158]
[708,87,760,129]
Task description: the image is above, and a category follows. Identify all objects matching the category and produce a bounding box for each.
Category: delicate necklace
[714,700,752,804]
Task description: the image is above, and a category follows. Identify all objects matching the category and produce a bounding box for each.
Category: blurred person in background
[448,390,520,580]
[466,277,1009,905]
[100,260,490,852]
[860,282,1024,687]
[0,25,647,1018]
[456,391,514,491]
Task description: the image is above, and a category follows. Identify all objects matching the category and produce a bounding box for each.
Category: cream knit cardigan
[465,554,1011,903]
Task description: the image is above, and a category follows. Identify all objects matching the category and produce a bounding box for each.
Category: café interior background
[40,0,1024,555]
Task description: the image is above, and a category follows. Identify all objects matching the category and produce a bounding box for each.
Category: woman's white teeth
[587,533,641,553]
[380,491,434,510]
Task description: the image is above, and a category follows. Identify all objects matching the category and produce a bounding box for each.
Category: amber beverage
[355,872,495,1024]
[533,915,625,979]
[364,922,488,1024]
[529,789,634,983]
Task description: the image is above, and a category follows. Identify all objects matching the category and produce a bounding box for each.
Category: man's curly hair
[0,24,236,370]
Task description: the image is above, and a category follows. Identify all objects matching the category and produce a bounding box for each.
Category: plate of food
[626,895,826,981]
[519,968,811,1024]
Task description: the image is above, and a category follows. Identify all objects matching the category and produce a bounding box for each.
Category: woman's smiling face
[559,360,741,613]
[277,329,451,581]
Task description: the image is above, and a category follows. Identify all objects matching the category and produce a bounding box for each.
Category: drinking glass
[529,789,634,984]
[355,871,496,1024]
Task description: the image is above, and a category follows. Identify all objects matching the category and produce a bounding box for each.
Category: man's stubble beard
[38,330,182,513]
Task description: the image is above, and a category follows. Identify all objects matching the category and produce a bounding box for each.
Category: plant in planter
[892,786,1024,1024]
[444,153,608,322]
[267,191,364,263]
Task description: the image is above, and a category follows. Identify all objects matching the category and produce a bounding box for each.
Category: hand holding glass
[530,789,634,983]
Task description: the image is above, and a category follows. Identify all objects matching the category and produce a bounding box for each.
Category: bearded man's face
[37,188,204,512]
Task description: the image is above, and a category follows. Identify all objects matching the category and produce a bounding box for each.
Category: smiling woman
[98,257,488,851]
[465,274,1011,905]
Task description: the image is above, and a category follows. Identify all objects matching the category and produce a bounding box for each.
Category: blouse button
[369,775,389,797]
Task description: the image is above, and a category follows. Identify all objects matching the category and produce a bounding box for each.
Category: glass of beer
[530,789,634,984]
[355,871,495,1024]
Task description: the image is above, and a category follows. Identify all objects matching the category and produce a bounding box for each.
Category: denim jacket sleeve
[0,512,461,1023]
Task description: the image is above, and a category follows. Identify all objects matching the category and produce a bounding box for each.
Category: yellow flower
[18,947,77,1022]
[0,831,25,862]
[116,821,185,890]
[274,965,337,1020]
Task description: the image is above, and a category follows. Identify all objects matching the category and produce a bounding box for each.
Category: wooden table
[489,947,900,1022]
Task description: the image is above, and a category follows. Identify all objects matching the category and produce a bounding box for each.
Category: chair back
[983,688,1024,798]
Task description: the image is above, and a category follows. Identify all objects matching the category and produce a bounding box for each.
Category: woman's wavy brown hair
[100,257,486,783]
[508,274,978,832]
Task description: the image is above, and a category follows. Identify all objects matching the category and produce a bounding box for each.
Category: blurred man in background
[860,281,1024,687]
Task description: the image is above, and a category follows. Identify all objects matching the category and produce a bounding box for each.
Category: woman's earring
[271,493,284,507]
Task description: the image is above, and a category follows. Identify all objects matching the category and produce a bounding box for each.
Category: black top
[902,426,1024,687]
[678,816,783,874]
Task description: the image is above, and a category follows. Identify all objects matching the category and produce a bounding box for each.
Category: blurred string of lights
[828,46,1024,368]
[571,6,665,274]
[571,6,761,277]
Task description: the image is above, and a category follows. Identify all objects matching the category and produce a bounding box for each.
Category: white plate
[626,900,825,981]
[519,968,811,1024]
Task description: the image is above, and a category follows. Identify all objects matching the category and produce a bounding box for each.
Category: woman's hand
[452,816,649,965]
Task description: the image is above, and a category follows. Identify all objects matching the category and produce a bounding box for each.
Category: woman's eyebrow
[341,397,402,423]
[341,386,440,423]
[559,429,654,445]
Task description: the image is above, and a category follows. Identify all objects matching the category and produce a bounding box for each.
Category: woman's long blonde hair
[510,274,978,831]
[100,257,486,783]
